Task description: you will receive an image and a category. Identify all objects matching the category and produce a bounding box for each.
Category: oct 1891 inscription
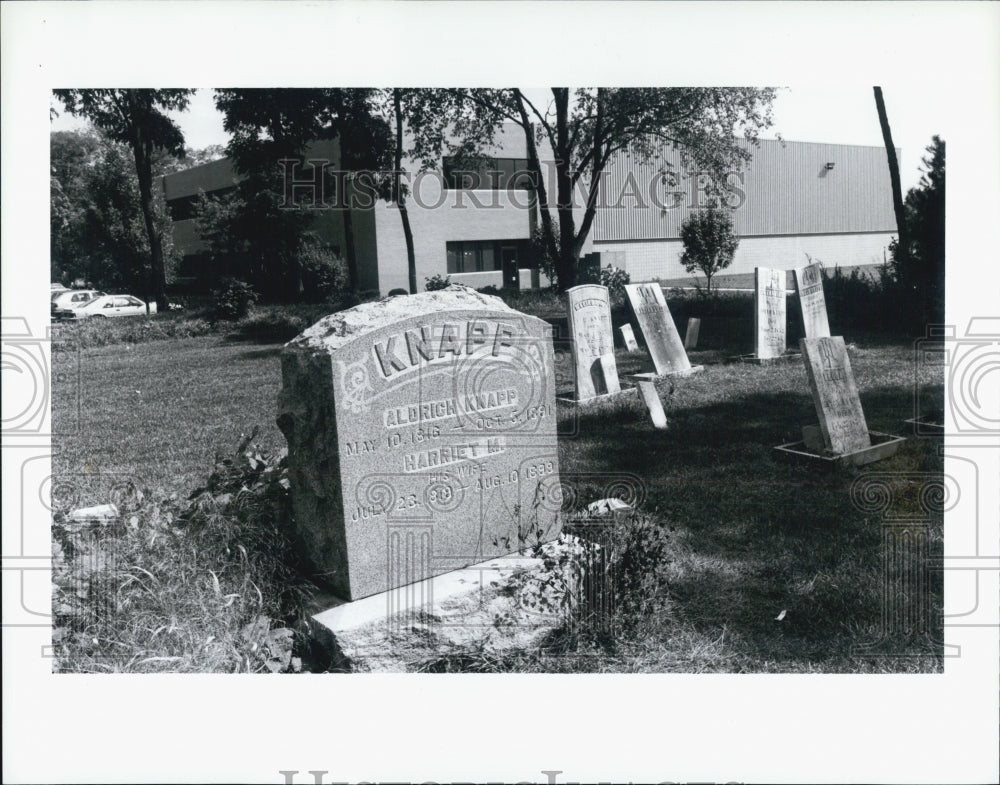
[800,336,871,454]
[278,288,561,601]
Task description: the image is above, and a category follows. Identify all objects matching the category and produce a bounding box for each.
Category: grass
[50,319,944,673]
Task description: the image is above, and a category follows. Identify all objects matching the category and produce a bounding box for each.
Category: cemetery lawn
[52,334,944,673]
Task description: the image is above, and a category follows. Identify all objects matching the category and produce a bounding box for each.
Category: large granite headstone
[800,336,871,454]
[278,286,562,601]
[794,263,831,339]
[624,282,692,376]
[565,284,621,400]
[754,267,787,359]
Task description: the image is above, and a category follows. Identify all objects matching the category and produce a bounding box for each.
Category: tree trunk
[394,89,418,294]
[873,87,909,268]
[131,141,168,312]
[553,88,577,292]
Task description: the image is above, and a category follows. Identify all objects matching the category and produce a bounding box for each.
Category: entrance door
[501,245,520,290]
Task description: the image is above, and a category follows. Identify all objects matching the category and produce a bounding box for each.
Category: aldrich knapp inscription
[277,288,561,601]
[800,336,871,454]
[794,263,831,339]
[755,266,787,359]
[625,282,692,376]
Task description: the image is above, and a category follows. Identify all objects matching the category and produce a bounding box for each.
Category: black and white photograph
[3,2,998,784]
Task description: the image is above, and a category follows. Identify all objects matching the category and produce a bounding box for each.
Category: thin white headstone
[755,267,787,359]
[566,284,621,400]
[631,373,668,429]
[794,263,831,339]
[800,336,871,454]
[619,324,639,352]
[684,317,701,350]
[624,282,692,376]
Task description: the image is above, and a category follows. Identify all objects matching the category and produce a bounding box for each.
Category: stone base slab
[772,431,907,469]
[309,543,582,671]
[731,353,802,365]
[904,416,945,436]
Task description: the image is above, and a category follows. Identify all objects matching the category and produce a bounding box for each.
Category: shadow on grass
[236,346,283,361]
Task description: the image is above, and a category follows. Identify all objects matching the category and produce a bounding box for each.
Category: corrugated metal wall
[593,138,898,241]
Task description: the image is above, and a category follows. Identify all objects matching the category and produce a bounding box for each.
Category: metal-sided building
[162,128,898,293]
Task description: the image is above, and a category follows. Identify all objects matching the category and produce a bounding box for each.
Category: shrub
[679,208,739,295]
[212,278,258,322]
[600,264,631,303]
[424,274,451,292]
[299,244,348,304]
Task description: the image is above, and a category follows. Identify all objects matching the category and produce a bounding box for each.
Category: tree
[53,89,194,310]
[678,208,740,295]
[873,87,910,276]
[893,136,945,328]
[451,88,776,291]
[50,129,179,295]
[214,88,392,295]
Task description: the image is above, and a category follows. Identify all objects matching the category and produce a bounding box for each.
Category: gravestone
[794,263,831,339]
[629,373,668,429]
[565,284,621,400]
[800,336,871,454]
[624,282,692,376]
[619,324,639,353]
[754,267,787,359]
[277,286,562,601]
[684,317,701,350]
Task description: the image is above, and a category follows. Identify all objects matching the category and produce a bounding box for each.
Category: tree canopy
[53,89,194,309]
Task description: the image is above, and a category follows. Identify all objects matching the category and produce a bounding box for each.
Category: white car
[51,289,104,317]
[57,294,157,319]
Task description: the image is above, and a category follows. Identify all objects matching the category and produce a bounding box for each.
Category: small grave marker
[566,284,622,400]
[624,282,694,376]
[794,263,831,339]
[799,336,871,454]
[619,324,639,352]
[755,267,787,360]
[684,317,701,350]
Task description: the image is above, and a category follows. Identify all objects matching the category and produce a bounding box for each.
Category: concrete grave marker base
[904,415,945,436]
[309,538,589,671]
[772,431,906,469]
[731,352,802,365]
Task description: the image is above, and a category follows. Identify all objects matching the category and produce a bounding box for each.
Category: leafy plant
[212,278,258,322]
[600,263,631,303]
[679,208,740,295]
[424,274,451,292]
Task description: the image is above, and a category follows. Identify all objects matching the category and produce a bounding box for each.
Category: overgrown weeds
[51,431,314,673]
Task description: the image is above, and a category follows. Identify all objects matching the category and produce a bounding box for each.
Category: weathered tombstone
[565,284,621,400]
[629,373,668,429]
[754,267,787,359]
[794,263,831,339]
[684,317,701,350]
[624,282,693,376]
[799,336,871,454]
[277,286,562,601]
[619,324,639,352]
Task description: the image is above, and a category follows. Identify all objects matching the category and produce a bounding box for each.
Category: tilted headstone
[624,282,692,376]
[800,336,871,454]
[630,373,668,429]
[566,284,621,400]
[684,317,701,350]
[619,324,639,352]
[277,287,562,601]
[754,267,787,359]
[794,263,831,339]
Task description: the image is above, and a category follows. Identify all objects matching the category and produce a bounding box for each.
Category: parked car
[56,294,157,320]
[51,289,105,318]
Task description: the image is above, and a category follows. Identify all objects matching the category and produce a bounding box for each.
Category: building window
[442,157,535,190]
[446,240,534,273]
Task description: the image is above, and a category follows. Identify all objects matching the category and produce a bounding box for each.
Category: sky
[50,85,940,193]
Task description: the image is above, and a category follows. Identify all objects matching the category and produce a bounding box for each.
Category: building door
[501,245,520,290]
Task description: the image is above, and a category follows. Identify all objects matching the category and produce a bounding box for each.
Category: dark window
[445,240,535,274]
[442,157,534,191]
